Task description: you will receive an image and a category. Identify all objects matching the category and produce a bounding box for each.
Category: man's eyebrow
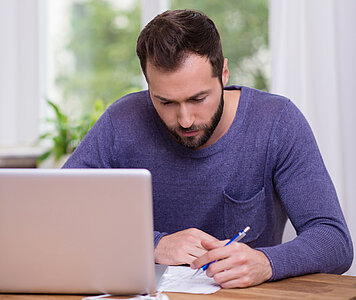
[154,95,173,102]
[187,90,211,100]
[153,90,211,102]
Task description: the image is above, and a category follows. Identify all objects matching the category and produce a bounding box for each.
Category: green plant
[38,99,106,163]
[56,0,141,114]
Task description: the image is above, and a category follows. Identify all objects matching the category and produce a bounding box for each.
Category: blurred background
[0,0,355,275]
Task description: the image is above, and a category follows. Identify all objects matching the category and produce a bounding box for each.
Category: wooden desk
[0,274,355,300]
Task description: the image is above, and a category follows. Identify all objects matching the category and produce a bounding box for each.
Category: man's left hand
[191,240,272,288]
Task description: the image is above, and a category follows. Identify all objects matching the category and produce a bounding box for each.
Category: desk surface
[0,273,355,300]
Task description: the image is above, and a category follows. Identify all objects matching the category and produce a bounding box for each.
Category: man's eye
[161,101,172,106]
[192,97,206,102]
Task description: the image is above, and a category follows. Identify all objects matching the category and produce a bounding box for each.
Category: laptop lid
[0,168,156,295]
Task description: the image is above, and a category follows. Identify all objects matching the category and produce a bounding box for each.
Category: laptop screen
[0,168,156,295]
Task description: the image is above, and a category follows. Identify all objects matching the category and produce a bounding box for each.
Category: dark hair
[136,9,224,81]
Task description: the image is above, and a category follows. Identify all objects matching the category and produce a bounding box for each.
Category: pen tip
[244,226,251,232]
[191,268,203,278]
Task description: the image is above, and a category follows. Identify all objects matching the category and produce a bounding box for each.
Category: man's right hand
[154,228,220,265]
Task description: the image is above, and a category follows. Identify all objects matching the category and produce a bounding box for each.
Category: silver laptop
[0,168,157,295]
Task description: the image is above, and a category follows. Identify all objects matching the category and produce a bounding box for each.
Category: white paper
[157,266,221,294]
[82,293,169,300]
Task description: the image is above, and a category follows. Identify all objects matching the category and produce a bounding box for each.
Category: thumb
[201,239,228,250]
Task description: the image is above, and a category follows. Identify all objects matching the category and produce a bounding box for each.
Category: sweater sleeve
[257,100,353,280]
[64,104,170,250]
[154,231,168,248]
[63,107,118,168]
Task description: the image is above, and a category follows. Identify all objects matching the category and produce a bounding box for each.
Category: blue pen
[192,226,250,277]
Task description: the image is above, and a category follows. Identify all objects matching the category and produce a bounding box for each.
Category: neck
[198,89,240,149]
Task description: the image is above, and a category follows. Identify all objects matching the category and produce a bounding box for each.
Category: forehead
[146,54,219,99]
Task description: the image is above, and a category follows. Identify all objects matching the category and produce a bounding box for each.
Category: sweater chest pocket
[223,187,266,243]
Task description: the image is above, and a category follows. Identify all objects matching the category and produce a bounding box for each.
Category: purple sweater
[63,86,353,280]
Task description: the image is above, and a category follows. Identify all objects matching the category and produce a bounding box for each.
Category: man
[63,10,353,288]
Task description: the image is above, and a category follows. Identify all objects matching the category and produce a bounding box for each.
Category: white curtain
[0,0,166,147]
[269,0,356,275]
[141,0,169,27]
[0,0,46,147]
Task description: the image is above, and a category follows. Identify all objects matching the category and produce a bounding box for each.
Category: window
[41,0,269,165]
[47,0,269,119]
[170,0,270,91]
[47,0,142,117]
[0,0,268,165]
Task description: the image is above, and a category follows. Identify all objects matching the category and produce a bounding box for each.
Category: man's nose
[177,104,194,129]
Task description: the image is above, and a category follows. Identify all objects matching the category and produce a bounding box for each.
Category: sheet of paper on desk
[157,266,221,294]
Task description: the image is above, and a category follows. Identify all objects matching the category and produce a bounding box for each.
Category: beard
[160,90,224,149]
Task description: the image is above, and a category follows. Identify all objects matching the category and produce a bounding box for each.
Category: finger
[207,243,238,262]
[184,253,204,265]
[206,255,245,278]
[196,242,245,271]
[190,247,217,269]
[190,250,214,269]
[187,245,208,259]
[207,245,248,274]
[215,265,257,289]
[172,250,203,265]
[191,246,229,269]
[219,277,252,289]
[201,239,228,250]
[193,229,220,242]
[182,229,218,248]
[202,234,220,242]
[192,240,244,269]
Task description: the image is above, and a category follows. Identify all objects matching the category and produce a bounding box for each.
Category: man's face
[146,54,226,149]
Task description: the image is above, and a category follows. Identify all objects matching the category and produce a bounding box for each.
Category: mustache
[173,124,208,133]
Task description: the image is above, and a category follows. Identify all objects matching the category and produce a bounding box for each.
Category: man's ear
[222,58,229,86]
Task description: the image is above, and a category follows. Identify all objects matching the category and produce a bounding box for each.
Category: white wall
[270,0,356,275]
